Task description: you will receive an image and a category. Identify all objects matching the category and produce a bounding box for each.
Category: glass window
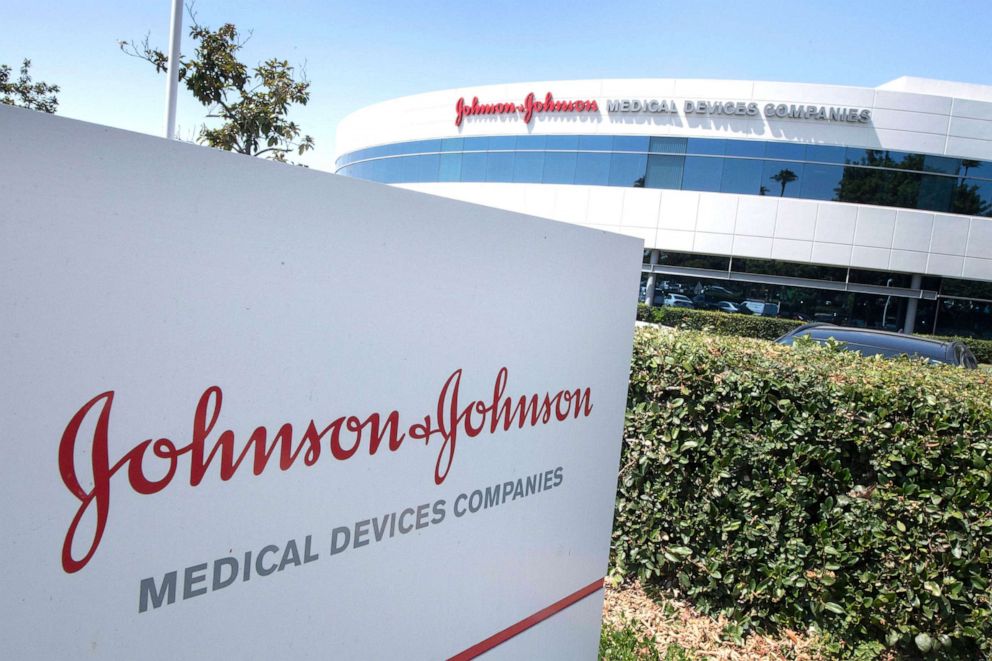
[923,155,960,175]
[800,163,844,201]
[952,178,992,216]
[441,138,463,152]
[686,138,725,156]
[512,152,545,183]
[960,159,986,180]
[542,152,577,184]
[370,159,398,184]
[720,158,764,195]
[732,257,846,281]
[409,154,440,182]
[396,140,441,156]
[459,152,488,181]
[485,136,516,151]
[849,269,912,288]
[682,156,724,192]
[941,278,992,301]
[644,155,684,189]
[439,154,461,182]
[545,135,579,150]
[609,153,648,187]
[762,160,804,198]
[724,140,764,158]
[485,152,514,182]
[649,137,687,154]
[574,153,611,186]
[844,147,870,165]
[917,174,956,212]
[805,144,847,164]
[763,142,805,161]
[461,136,488,151]
[515,135,546,150]
[613,136,649,152]
[660,251,730,270]
[578,135,612,151]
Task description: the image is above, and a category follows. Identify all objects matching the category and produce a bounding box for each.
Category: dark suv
[776,323,979,369]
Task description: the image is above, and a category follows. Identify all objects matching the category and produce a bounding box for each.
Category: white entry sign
[0,106,641,659]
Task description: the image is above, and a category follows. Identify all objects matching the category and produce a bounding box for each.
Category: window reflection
[336,136,992,217]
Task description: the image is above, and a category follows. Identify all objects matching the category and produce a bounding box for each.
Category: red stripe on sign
[447,578,605,661]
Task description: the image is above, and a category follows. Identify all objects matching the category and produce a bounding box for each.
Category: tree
[0,59,59,113]
[770,168,798,197]
[120,7,314,161]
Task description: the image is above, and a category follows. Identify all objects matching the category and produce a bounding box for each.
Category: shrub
[636,304,802,340]
[635,304,992,362]
[614,328,992,658]
[934,335,992,364]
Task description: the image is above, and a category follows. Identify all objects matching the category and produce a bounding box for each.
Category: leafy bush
[933,335,992,364]
[636,304,802,340]
[614,328,992,658]
[599,620,692,660]
[636,304,992,362]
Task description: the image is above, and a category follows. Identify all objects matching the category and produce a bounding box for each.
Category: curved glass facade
[335,135,992,216]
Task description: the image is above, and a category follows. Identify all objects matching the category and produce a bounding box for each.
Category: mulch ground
[602,581,824,660]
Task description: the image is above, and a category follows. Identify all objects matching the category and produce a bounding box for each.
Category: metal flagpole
[164,0,183,139]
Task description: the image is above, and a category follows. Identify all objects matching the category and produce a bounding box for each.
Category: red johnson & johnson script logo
[58,368,592,573]
[454,92,599,126]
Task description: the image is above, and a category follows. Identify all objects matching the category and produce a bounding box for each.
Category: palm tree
[961,159,980,179]
[771,168,798,197]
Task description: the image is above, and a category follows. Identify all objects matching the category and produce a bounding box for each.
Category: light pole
[164,0,183,139]
[881,278,893,329]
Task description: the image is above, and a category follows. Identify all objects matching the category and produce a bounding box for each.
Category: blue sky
[3,1,991,170]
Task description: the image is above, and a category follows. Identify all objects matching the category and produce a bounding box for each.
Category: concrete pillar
[904,273,923,334]
[644,249,660,306]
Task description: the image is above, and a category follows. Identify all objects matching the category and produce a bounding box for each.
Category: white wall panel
[658,191,699,231]
[873,90,952,114]
[851,245,891,269]
[735,197,778,237]
[892,210,935,252]
[695,194,738,234]
[931,214,971,256]
[855,208,897,248]
[732,235,773,259]
[771,238,813,262]
[693,232,734,255]
[966,218,992,258]
[585,187,625,226]
[621,189,662,228]
[656,228,695,252]
[963,257,992,280]
[815,204,859,244]
[927,253,965,277]
[811,242,853,267]
[889,249,929,273]
[775,199,818,240]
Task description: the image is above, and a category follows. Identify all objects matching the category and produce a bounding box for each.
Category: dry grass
[602,581,825,660]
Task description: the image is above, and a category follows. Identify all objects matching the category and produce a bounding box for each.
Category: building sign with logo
[607,98,872,123]
[453,91,872,125]
[0,106,641,659]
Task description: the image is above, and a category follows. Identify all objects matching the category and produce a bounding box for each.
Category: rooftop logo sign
[454,92,599,126]
[607,98,872,123]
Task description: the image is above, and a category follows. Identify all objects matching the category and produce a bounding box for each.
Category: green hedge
[637,304,992,362]
[636,304,803,340]
[614,328,992,658]
[934,335,992,364]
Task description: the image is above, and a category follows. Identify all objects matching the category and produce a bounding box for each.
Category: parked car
[776,323,978,368]
[663,293,694,308]
[742,300,780,317]
[714,301,740,313]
